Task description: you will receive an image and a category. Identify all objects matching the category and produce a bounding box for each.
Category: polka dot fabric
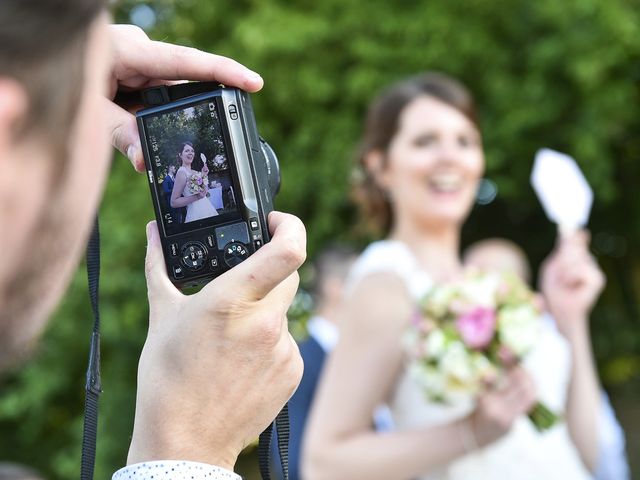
[112,461,241,479]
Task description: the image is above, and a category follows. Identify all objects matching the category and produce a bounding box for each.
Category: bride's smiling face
[180,144,195,166]
[377,95,484,229]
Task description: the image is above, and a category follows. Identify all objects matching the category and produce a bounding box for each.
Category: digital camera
[136,82,280,288]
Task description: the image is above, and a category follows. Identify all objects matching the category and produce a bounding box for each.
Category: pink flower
[410,310,423,327]
[455,307,496,350]
[410,310,435,334]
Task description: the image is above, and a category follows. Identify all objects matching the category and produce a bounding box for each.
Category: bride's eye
[458,133,480,148]
[413,133,437,148]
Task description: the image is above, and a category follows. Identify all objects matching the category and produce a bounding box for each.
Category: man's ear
[0,77,28,154]
[0,78,32,282]
[363,149,389,190]
[0,75,29,198]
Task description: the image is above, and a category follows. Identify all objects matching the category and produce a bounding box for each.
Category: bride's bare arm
[301,273,474,480]
[540,233,605,471]
[170,170,201,208]
[302,272,538,480]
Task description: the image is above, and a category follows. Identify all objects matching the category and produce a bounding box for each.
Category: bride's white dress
[346,240,592,480]
[178,166,218,223]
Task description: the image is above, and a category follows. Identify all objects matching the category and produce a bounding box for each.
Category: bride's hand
[201,155,210,175]
[469,366,537,447]
[539,230,604,338]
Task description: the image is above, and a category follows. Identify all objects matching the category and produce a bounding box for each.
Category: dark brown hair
[353,72,479,235]
[177,141,195,158]
[0,0,105,183]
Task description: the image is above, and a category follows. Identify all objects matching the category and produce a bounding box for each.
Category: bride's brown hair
[353,72,479,235]
[177,141,194,159]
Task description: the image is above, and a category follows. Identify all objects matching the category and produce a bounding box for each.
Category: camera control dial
[223,241,250,267]
[181,242,208,270]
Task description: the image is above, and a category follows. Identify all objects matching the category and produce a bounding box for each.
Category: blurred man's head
[311,245,358,321]
[463,238,531,285]
[0,0,110,371]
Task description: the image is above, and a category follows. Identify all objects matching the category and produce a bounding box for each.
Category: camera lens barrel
[260,139,280,197]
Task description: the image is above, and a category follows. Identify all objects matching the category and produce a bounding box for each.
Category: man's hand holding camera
[104,24,306,473]
[128,212,305,469]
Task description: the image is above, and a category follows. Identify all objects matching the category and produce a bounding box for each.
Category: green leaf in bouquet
[527,401,561,432]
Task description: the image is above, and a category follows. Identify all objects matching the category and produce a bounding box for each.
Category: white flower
[409,363,446,400]
[424,329,446,359]
[459,272,501,309]
[497,305,541,356]
[426,285,457,317]
[439,341,474,384]
[471,353,498,383]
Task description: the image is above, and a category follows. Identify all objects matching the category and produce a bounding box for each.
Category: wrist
[127,427,239,472]
[558,316,590,341]
[458,416,480,453]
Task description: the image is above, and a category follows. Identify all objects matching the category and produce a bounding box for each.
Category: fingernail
[146,222,157,248]
[245,71,263,85]
[126,144,137,162]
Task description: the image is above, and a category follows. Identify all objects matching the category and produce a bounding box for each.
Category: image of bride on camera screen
[146,102,238,232]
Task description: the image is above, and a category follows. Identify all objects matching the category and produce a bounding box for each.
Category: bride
[170,141,219,223]
[302,73,604,479]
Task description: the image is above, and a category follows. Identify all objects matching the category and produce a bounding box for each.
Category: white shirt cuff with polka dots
[112,460,241,479]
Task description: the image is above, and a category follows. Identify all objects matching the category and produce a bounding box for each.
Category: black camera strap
[258,404,290,480]
[81,218,102,480]
[80,214,290,479]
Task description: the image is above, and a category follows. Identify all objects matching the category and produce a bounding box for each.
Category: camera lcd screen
[144,99,241,236]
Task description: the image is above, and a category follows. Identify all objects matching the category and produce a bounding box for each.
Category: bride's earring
[476,177,497,205]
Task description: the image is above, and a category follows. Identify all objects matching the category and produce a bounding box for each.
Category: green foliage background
[1,0,639,478]
[146,102,227,181]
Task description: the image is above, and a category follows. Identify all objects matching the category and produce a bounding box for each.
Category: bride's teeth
[428,174,462,192]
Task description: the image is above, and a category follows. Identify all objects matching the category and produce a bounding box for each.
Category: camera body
[136,84,279,288]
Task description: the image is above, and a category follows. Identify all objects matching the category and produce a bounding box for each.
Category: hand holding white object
[531,148,593,236]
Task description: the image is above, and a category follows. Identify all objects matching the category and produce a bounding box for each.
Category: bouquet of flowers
[405,269,558,432]
[187,172,209,197]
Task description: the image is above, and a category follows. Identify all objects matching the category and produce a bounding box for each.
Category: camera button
[181,242,208,271]
[172,265,184,279]
[170,243,179,257]
[228,104,239,120]
[249,218,259,231]
[254,239,263,250]
[207,235,215,248]
[223,241,250,267]
[210,257,219,269]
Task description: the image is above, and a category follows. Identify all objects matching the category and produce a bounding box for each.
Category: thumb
[145,221,179,301]
[105,98,145,172]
